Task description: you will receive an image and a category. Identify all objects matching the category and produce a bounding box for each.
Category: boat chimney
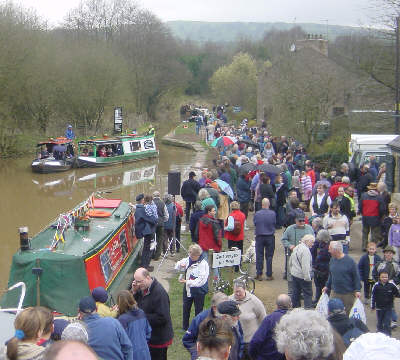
[19,227,30,251]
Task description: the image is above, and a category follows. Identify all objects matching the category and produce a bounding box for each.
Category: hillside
[166,21,367,42]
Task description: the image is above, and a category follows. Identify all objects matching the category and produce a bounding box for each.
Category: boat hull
[31,159,75,173]
[77,150,159,168]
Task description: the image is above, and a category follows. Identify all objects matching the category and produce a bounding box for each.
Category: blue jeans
[255,235,275,277]
[377,308,392,336]
[195,124,200,135]
[291,276,313,309]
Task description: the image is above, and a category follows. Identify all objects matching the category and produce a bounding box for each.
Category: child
[388,215,400,263]
[92,286,117,318]
[358,242,382,304]
[371,270,400,336]
[380,203,398,248]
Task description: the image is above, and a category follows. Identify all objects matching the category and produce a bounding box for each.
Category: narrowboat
[31,138,76,173]
[76,134,158,168]
[0,194,141,316]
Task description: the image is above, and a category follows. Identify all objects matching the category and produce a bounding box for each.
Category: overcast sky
[15,0,376,27]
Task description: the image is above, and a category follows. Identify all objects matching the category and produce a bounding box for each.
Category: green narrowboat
[0,195,141,316]
[76,134,158,168]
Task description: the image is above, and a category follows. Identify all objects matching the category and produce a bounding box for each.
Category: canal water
[0,143,205,290]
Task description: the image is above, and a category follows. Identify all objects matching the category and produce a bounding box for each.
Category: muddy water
[0,143,205,290]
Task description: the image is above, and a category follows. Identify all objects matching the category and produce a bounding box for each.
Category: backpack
[342,319,364,347]
[232,219,242,235]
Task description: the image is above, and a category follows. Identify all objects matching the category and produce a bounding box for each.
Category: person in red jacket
[196,205,222,253]
[196,205,222,280]
[225,201,246,272]
[305,162,316,188]
[328,176,349,201]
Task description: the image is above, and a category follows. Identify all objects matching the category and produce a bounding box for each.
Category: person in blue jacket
[78,296,133,360]
[249,294,291,360]
[65,124,75,140]
[134,193,158,272]
[237,175,251,220]
[117,290,152,360]
[182,292,228,360]
[358,241,382,302]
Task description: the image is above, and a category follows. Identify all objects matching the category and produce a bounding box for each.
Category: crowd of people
[3,117,400,360]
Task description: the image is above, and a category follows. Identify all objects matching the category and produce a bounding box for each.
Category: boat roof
[78,134,153,145]
[37,138,73,146]
[29,201,131,257]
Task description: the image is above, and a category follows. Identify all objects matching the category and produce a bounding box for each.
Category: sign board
[233,106,242,113]
[213,249,241,268]
[114,107,123,133]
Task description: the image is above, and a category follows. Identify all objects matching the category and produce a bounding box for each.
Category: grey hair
[301,234,315,246]
[316,229,331,243]
[198,188,210,201]
[188,244,203,256]
[276,294,292,310]
[342,176,350,184]
[312,217,322,228]
[211,292,229,307]
[61,321,89,343]
[233,279,246,290]
[329,240,343,253]
[340,163,349,170]
[194,200,203,211]
[274,309,334,360]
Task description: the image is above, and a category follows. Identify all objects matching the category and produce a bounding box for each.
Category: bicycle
[234,251,256,294]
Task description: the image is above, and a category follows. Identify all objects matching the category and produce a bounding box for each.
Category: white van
[348,134,397,167]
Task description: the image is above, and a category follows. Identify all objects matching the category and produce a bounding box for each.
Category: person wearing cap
[181,171,201,224]
[327,298,368,346]
[131,267,173,359]
[65,124,75,140]
[91,286,117,318]
[289,234,315,309]
[372,245,400,328]
[134,193,158,272]
[78,296,133,360]
[249,294,291,360]
[322,241,361,316]
[358,182,385,250]
[152,190,169,260]
[281,211,313,285]
[182,292,229,360]
[217,300,245,360]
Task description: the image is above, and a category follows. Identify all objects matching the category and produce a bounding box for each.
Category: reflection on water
[0,144,197,289]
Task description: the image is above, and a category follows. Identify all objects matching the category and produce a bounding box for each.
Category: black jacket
[328,312,369,336]
[371,281,400,310]
[358,253,381,282]
[181,178,201,202]
[134,278,174,345]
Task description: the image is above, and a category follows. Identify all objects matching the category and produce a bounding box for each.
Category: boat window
[130,141,141,152]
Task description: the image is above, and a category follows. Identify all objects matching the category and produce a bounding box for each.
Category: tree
[264,52,347,147]
[209,52,257,115]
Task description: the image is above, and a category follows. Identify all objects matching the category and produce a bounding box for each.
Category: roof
[37,138,73,146]
[78,134,153,146]
[388,135,400,151]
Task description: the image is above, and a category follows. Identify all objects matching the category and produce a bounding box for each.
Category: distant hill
[166,21,367,42]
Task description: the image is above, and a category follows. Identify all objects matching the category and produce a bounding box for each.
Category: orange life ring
[86,209,112,218]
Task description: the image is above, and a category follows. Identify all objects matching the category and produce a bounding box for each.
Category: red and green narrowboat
[1,195,141,316]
